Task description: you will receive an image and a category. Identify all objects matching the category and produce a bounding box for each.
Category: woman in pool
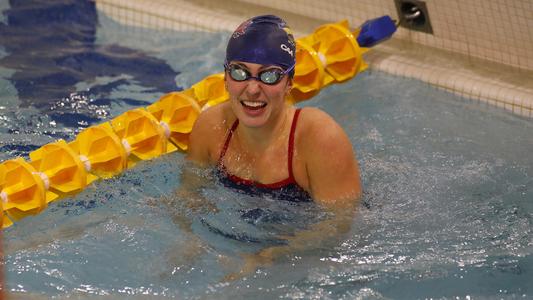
[188,15,362,205]
[177,15,362,279]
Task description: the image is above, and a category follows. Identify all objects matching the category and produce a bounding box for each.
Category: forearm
[258,205,356,261]
[161,164,217,233]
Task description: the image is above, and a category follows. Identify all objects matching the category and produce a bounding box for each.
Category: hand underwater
[222,246,287,282]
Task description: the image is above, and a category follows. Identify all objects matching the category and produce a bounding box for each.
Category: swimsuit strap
[217,108,303,180]
[218,118,239,164]
[287,108,302,180]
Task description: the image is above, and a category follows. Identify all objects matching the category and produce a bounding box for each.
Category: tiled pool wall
[95,0,533,118]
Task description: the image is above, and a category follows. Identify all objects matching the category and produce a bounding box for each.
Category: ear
[285,78,293,95]
[224,73,228,90]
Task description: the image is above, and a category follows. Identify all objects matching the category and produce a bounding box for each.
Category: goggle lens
[259,70,281,84]
[229,67,249,81]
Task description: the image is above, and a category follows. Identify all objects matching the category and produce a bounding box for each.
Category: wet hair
[225,15,296,77]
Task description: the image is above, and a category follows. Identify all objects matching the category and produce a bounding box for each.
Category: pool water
[2,1,533,299]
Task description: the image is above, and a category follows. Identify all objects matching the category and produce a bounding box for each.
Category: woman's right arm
[187,103,229,165]
[187,109,215,166]
[173,105,228,212]
[172,104,232,217]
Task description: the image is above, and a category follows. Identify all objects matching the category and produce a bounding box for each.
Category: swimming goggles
[224,63,294,85]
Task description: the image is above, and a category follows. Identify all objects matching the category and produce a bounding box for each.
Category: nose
[244,78,261,97]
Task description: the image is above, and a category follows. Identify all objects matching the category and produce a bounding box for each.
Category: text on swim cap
[280,44,294,57]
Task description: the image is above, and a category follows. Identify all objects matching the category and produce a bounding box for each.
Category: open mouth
[241,100,267,110]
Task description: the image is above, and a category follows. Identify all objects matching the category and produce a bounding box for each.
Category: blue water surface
[1,1,533,299]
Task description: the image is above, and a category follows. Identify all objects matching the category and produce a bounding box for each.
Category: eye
[260,70,281,84]
[229,66,248,81]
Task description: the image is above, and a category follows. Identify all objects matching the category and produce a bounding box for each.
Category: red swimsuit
[215,108,312,202]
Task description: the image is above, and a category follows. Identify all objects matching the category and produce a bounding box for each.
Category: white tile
[485,84,499,101]
[427,68,441,85]
[418,68,432,83]
[518,106,532,118]
[452,75,467,93]
[469,81,483,100]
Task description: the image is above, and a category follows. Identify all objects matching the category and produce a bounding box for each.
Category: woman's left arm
[302,108,362,207]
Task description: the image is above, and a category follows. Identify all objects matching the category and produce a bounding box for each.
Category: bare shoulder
[191,102,230,133]
[188,102,233,165]
[297,107,352,149]
[296,107,362,204]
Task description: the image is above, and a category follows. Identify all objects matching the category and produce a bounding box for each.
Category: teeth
[242,101,266,108]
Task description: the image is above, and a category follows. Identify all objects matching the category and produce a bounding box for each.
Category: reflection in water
[0,0,178,128]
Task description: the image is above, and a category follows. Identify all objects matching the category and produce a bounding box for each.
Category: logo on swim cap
[232,19,253,39]
[280,44,293,57]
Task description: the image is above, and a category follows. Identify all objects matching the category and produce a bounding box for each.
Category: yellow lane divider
[1,18,390,228]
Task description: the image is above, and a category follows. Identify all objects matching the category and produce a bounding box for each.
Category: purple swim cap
[226,15,296,76]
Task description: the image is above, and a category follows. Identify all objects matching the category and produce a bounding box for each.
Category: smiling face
[225,61,292,128]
